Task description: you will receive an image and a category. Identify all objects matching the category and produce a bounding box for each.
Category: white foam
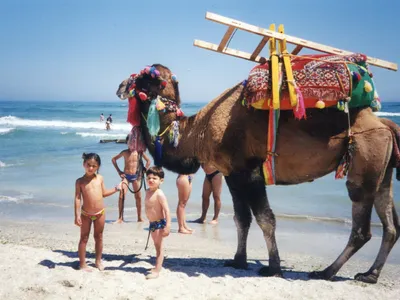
[0,193,33,203]
[76,132,127,138]
[0,161,6,168]
[0,116,132,131]
[0,128,15,135]
[375,112,400,117]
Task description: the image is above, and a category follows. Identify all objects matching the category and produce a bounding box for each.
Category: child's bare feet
[79,264,92,272]
[209,219,218,225]
[192,218,206,224]
[146,271,159,280]
[184,225,194,233]
[113,218,124,224]
[178,228,193,234]
[95,261,105,271]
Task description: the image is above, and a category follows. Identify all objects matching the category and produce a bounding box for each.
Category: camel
[116,64,400,284]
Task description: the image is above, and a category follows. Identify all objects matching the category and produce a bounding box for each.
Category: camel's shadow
[39,249,351,282]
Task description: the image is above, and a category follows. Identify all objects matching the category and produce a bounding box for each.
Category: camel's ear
[172,79,181,106]
[116,78,130,100]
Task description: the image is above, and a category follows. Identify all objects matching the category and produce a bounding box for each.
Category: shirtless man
[193,163,223,224]
[112,147,151,223]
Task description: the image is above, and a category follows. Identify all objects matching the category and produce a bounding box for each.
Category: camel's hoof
[258,266,283,278]
[309,270,332,280]
[354,272,378,284]
[224,259,248,270]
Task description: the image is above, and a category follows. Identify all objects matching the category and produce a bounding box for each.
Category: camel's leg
[354,168,400,283]
[247,167,282,277]
[310,129,395,283]
[309,180,374,280]
[224,167,282,277]
[224,171,252,269]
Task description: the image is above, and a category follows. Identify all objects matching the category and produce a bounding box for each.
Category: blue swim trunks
[149,218,167,232]
[125,173,138,182]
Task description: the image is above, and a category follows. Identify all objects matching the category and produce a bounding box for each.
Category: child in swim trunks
[74,153,122,271]
[144,166,171,279]
[112,136,151,223]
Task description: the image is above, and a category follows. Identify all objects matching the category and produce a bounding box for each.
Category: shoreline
[0,218,399,299]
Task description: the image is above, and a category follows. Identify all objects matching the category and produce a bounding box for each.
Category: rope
[225,28,237,50]
[330,127,393,140]
[145,229,151,251]
[119,155,146,194]
[288,53,365,69]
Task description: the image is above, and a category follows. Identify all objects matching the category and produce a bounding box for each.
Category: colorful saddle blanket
[244,53,380,111]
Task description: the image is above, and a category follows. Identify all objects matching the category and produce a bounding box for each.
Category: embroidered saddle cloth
[244,53,378,110]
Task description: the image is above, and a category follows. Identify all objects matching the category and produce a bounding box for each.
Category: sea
[1,100,400,263]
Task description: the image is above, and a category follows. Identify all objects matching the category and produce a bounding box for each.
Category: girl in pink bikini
[74,153,122,271]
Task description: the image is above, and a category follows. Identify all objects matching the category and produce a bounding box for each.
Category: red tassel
[293,85,306,120]
[176,108,184,117]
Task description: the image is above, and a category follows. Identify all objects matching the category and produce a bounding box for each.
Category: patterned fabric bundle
[127,126,146,153]
[244,53,378,111]
[169,120,180,147]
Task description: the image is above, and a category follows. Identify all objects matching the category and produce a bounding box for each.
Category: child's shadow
[40,250,351,281]
[40,250,149,275]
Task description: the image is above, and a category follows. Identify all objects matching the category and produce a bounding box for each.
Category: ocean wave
[0,116,132,131]
[0,161,6,168]
[0,128,15,135]
[76,132,128,138]
[0,193,33,203]
[375,112,400,117]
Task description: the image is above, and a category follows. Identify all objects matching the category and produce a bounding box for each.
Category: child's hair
[82,153,101,171]
[146,166,165,179]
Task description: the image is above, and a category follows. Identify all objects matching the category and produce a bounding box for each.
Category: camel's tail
[380,118,400,181]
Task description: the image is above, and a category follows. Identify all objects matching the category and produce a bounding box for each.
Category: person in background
[111,136,151,223]
[176,174,194,234]
[100,113,104,122]
[193,163,222,225]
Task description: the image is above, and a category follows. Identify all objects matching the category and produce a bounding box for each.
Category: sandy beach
[0,218,399,300]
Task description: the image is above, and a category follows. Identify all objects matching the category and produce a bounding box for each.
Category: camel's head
[116,64,180,106]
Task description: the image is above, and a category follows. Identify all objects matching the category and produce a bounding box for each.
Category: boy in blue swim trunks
[112,142,151,223]
[144,166,171,279]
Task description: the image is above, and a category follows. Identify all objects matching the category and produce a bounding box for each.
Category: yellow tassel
[364,81,373,93]
[315,100,325,109]
[156,99,166,111]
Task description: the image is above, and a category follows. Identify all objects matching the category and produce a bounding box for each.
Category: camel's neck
[141,109,201,174]
[141,82,244,175]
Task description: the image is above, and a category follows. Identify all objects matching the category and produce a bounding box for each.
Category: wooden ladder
[193,12,397,71]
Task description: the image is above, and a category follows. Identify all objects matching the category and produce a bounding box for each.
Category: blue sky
[0,0,399,102]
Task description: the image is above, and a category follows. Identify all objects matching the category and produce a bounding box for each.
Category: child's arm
[101,176,122,197]
[74,179,82,227]
[158,191,171,237]
[142,152,151,171]
[111,151,124,177]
